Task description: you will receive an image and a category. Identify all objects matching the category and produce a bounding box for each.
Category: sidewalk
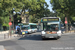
[0,45,4,50]
[0,30,19,50]
[63,30,75,33]
[0,30,9,34]
[62,30,75,35]
[0,30,18,42]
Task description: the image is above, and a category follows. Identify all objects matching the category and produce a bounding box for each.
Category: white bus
[41,17,62,40]
[21,23,37,34]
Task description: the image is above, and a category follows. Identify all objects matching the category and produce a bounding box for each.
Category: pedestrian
[17,26,21,36]
[70,26,73,30]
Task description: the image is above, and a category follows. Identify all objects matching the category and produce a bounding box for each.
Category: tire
[34,31,36,33]
[55,38,58,40]
[28,32,31,34]
[42,38,46,40]
[42,36,46,40]
[56,36,61,40]
[28,31,32,34]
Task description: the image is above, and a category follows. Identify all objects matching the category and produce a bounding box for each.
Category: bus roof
[41,17,60,19]
[22,25,29,27]
[29,23,37,25]
[18,23,37,25]
[41,17,61,22]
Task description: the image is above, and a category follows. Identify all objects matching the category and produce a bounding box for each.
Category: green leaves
[0,0,49,24]
[50,0,75,23]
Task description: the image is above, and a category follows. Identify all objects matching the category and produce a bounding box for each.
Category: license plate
[49,36,54,38]
[22,32,25,35]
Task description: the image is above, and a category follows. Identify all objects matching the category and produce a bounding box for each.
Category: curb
[4,49,6,50]
[0,36,19,42]
[62,32,75,35]
[0,45,4,50]
[0,34,19,42]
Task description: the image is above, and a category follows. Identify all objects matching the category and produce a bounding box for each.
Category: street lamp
[12,8,16,30]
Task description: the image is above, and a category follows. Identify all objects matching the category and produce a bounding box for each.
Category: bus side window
[28,27,30,29]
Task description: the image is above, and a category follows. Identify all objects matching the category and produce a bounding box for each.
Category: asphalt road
[0,32,75,50]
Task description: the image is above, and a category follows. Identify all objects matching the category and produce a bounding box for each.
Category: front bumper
[21,31,28,34]
[42,34,59,38]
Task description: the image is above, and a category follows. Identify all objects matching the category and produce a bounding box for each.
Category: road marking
[0,45,4,50]
[4,49,6,50]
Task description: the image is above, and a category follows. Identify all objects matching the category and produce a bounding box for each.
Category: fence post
[4,34,6,39]
[8,33,9,38]
[22,34,23,37]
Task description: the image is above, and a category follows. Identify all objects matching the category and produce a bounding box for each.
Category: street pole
[65,17,68,32]
[9,15,11,38]
[12,8,15,30]
[13,15,14,30]
[9,25,11,37]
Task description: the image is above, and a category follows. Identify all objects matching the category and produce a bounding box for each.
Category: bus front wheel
[56,36,61,40]
[42,38,46,40]
[42,36,46,40]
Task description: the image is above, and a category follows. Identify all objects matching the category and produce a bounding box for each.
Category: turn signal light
[52,32,57,34]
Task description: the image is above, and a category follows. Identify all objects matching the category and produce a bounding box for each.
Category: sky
[45,0,53,12]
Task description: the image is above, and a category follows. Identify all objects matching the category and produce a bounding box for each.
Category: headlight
[42,31,46,34]
[57,30,61,33]
[57,30,62,36]
[28,29,31,32]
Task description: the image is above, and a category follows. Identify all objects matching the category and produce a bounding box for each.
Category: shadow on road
[18,34,42,41]
[18,34,58,41]
[0,40,18,46]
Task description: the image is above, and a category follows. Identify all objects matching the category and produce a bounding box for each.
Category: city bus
[21,23,37,34]
[41,17,62,40]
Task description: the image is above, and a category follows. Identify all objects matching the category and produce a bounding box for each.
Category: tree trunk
[65,14,68,32]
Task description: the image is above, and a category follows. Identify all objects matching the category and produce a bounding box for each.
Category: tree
[50,0,75,31]
[28,0,49,22]
[20,0,49,23]
[0,0,49,25]
[0,0,24,28]
[13,13,22,25]
[50,0,75,23]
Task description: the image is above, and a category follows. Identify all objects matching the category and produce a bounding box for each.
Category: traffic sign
[65,21,67,24]
[9,22,12,25]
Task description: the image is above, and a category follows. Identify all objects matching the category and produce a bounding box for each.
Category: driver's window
[41,23,43,30]
[43,23,47,30]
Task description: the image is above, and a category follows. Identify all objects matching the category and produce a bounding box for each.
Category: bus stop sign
[9,22,12,25]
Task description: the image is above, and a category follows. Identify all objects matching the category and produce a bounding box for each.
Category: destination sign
[43,19,47,21]
[42,18,59,21]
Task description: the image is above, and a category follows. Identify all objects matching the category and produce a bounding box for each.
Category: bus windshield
[30,25,37,29]
[21,25,29,30]
[44,23,59,31]
[21,27,28,30]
